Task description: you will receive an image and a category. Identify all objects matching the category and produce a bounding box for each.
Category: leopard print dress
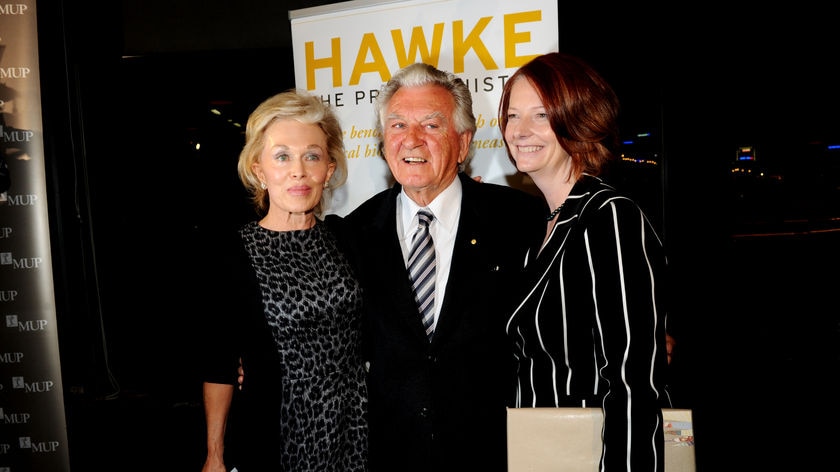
[240,219,368,471]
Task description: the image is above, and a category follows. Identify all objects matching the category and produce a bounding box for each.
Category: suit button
[426,354,436,363]
[420,407,430,418]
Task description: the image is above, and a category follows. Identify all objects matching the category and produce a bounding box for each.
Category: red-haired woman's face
[503,78,571,178]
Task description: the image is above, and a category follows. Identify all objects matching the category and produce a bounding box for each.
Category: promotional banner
[0,1,71,471]
[290,0,558,215]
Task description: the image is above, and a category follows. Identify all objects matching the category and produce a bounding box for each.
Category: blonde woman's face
[252,119,335,215]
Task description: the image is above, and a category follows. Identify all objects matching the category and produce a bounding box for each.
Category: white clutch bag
[506,407,695,472]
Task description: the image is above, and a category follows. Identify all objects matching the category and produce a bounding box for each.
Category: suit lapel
[363,185,434,344]
[432,174,484,340]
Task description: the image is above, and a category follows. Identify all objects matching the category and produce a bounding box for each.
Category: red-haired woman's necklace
[546,204,564,221]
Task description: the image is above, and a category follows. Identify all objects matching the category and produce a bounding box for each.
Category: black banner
[0,1,71,470]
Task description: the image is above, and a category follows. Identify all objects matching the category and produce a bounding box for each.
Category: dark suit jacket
[346,172,545,472]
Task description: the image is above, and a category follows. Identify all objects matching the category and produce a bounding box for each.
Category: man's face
[381,84,472,204]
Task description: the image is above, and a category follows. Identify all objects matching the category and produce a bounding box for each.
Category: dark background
[34,1,840,470]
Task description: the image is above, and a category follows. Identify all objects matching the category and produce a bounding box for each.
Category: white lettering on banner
[302,10,542,90]
[0,227,12,238]
[17,319,48,331]
[0,67,30,78]
[0,443,10,454]
[1,291,18,302]
[11,256,44,269]
[1,126,36,142]
[24,380,55,393]
[0,351,24,363]
[31,441,61,453]
[3,412,31,424]
[6,194,38,205]
[0,4,28,15]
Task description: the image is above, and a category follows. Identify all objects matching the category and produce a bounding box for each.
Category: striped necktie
[408,209,435,341]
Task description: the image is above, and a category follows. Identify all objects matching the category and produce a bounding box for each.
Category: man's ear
[458,131,473,164]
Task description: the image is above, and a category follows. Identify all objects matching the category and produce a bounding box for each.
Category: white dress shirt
[397,178,462,331]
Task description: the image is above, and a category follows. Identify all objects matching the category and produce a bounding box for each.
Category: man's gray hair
[374,62,477,166]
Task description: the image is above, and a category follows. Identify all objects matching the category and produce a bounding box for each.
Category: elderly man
[347,63,545,472]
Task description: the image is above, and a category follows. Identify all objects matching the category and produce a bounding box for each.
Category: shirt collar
[399,176,462,238]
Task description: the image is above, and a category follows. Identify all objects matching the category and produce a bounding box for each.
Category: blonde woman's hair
[237,89,347,216]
